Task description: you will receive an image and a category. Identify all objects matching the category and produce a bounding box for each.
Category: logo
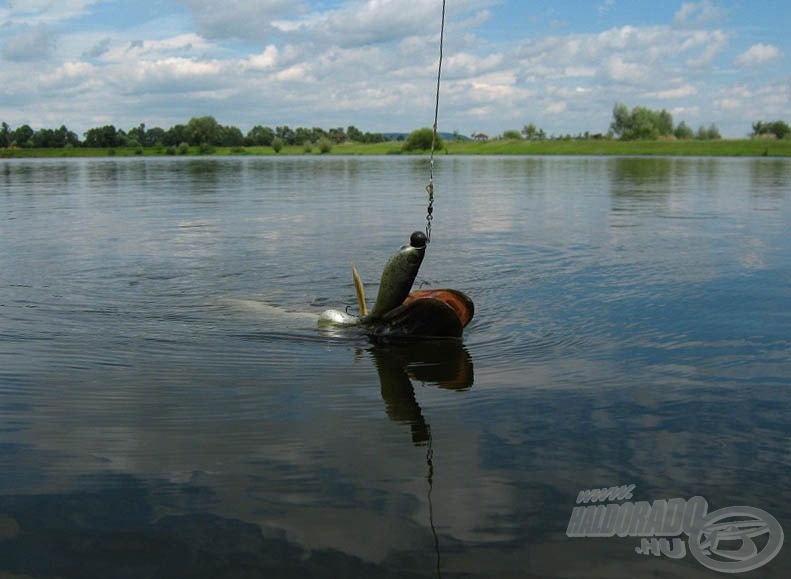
[566,485,783,573]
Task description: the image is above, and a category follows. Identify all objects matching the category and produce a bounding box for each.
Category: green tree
[361,131,386,143]
[629,107,661,139]
[610,103,674,140]
[246,125,274,146]
[163,124,187,146]
[272,137,284,153]
[402,127,443,152]
[58,125,80,148]
[770,121,789,139]
[275,126,295,145]
[127,123,146,147]
[657,109,674,137]
[184,116,222,146]
[674,121,694,140]
[697,123,721,140]
[84,125,120,148]
[752,120,790,139]
[610,103,630,139]
[145,127,166,147]
[32,128,58,148]
[311,126,329,143]
[221,125,244,147]
[522,123,539,140]
[1,122,10,147]
[502,129,522,140]
[294,126,313,145]
[346,125,363,142]
[11,124,34,147]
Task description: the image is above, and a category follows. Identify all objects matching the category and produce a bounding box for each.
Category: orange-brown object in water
[370,288,474,339]
[403,289,474,328]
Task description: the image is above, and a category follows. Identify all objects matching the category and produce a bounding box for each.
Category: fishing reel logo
[566,485,784,573]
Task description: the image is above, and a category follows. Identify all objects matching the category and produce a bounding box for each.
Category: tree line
[0,116,388,149]
[2,109,788,150]
[610,103,724,140]
[502,104,788,142]
[608,103,787,141]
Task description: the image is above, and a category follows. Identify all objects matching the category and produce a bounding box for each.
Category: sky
[0,0,788,138]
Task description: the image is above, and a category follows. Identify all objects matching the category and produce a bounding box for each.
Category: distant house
[472,133,489,142]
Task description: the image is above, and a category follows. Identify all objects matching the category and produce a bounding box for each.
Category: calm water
[0,156,789,578]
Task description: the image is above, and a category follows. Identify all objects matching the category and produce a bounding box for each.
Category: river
[1,156,789,577]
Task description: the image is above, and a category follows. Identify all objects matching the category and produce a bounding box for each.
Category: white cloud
[244,45,281,71]
[2,24,55,62]
[648,83,698,99]
[101,34,213,62]
[138,57,223,81]
[178,0,296,43]
[515,24,728,88]
[41,60,97,88]
[273,0,443,47]
[273,62,312,83]
[82,37,111,59]
[545,101,567,114]
[682,29,728,68]
[734,43,783,68]
[598,0,616,16]
[603,54,650,84]
[670,105,701,118]
[445,52,503,77]
[271,0,497,49]
[673,1,725,28]
[4,0,101,25]
[564,66,596,78]
[716,96,742,111]
[715,83,788,118]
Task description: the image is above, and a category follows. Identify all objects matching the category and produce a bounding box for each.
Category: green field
[2,138,790,158]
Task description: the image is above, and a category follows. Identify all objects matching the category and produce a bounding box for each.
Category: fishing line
[425,0,446,244]
[424,7,447,575]
[426,425,442,578]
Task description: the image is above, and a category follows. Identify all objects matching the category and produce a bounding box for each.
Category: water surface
[1,156,789,577]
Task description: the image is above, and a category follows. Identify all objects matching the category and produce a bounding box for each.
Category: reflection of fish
[372,338,474,444]
[320,231,474,338]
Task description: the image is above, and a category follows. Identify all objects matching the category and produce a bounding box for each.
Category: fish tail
[352,264,367,317]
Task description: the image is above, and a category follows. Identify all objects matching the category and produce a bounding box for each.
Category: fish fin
[352,264,367,317]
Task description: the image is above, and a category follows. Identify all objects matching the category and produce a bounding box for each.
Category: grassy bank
[2,139,790,158]
[443,138,791,157]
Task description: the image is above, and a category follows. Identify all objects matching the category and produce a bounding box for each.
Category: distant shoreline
[2,139,790,158]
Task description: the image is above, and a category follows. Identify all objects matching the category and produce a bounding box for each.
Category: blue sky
[0,0,788,137]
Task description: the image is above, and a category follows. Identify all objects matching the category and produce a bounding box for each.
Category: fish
[343,231,474,338]
[362,230,427,322]
[238,231,474,338]
[316,231,426,329]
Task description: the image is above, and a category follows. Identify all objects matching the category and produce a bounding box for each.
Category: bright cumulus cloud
[0,0,788,138]
[734,43,783,68]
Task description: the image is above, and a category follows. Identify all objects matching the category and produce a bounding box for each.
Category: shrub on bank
[403,128,443,152]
